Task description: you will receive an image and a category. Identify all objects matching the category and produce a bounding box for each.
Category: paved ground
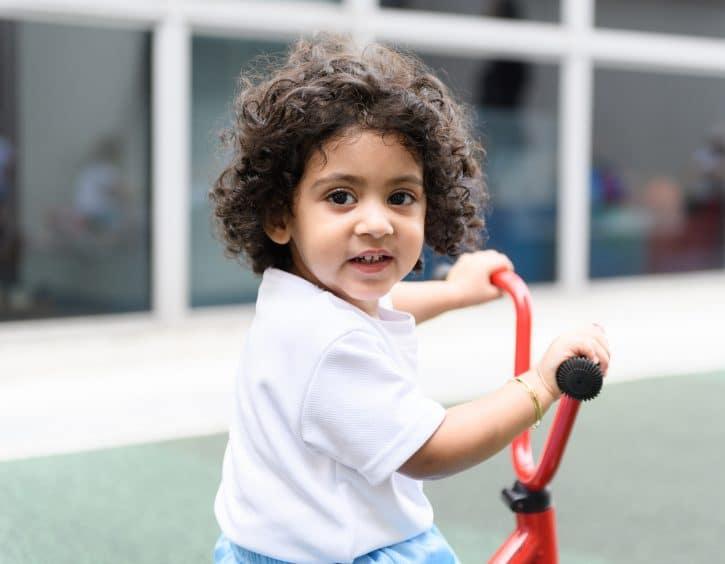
[4,271,725,464]
[2,371,724,563]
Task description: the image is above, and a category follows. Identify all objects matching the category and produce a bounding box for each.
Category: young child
[210,34,609,564]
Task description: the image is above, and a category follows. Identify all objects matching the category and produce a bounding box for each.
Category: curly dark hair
[210,33,487,275]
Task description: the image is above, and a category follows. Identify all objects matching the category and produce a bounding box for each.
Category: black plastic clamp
[501,480,552,514]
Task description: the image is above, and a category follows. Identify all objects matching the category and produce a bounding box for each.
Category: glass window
[191,36,288,307]
[410,51,559,283]
[596,0,725,39]
[590,68,725,278]
[380,0,559,24]
[0,21,151,322]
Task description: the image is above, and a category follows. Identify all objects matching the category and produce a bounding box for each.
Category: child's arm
[390,250,514,324]
[398,325,610,480]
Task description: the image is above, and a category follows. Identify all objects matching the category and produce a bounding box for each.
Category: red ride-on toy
[488,270,603,564]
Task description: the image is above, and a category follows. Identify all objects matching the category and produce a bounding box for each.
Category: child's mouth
[349,255,393,272]
[351,255,391,264]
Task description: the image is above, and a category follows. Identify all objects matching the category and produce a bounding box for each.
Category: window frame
[1,0,724,322]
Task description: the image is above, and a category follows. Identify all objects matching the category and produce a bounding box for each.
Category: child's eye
[327,190,355,206]
[389,191,415,205]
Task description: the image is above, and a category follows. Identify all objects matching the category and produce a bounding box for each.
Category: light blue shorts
[214,525,461,563]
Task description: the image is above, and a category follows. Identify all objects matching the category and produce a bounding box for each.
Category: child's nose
[353,203,394,238]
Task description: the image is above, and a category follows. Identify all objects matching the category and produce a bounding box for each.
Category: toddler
[211,34,609,564]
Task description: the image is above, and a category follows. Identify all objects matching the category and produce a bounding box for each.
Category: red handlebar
[491,269,582,492]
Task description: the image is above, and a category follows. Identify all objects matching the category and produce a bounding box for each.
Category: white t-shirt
[214,268,446,563]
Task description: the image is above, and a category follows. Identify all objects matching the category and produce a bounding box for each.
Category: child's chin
[347,284,393,301]
[336,292,385,311]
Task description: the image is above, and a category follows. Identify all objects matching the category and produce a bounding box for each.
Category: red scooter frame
[488,270,601,564]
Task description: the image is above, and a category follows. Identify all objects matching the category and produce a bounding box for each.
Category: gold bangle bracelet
[510,376,543,430]
[536,366,557,398]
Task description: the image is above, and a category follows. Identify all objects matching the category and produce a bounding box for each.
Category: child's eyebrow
[388,175,424,187]
[310,173,361,190]
[310,173,423,190]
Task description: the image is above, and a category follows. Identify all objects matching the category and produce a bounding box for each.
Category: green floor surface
[2,371,724,563]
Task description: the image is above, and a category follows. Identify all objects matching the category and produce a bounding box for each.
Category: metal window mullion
[152,13,190,321]
[345,0,377,49]
[182,1,349,38]
[591,29,725,76]
[371,10,566,61]
[0,0,162,27]
[557,0,594,290]
[558,55,593,290]
[562,0,593,30]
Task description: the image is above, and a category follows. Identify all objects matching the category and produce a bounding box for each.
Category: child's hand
[535,324,610,400]
[445,250,514,308]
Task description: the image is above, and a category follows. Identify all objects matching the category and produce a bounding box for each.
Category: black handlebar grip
[556,357,603,401]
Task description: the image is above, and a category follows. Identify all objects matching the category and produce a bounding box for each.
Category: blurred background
[1,0,724,562]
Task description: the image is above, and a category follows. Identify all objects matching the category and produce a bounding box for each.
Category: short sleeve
[301,330,446,486]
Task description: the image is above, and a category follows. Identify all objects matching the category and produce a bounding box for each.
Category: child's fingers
[494,250,513,269]
[488,250,514,273]
[575,326,610,375]
[565,328,607,369]
[592,341,610,375]
[463,250,513,269]
[590,324,611,373]
[576,341,600,367]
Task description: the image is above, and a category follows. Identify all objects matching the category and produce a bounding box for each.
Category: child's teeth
[359,255,384,263]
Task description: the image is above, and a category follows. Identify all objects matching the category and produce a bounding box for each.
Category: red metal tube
[490,270,583,491]
[488,509,559,564]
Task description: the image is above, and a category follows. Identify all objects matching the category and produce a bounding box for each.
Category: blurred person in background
[47,137,125,240]
[646,124,725,273]
[45,136,141,254]
[688,123,725,265]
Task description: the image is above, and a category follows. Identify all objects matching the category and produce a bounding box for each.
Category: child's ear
[264,216,292,245]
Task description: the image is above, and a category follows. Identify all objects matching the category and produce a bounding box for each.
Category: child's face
[266,129,426,316]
